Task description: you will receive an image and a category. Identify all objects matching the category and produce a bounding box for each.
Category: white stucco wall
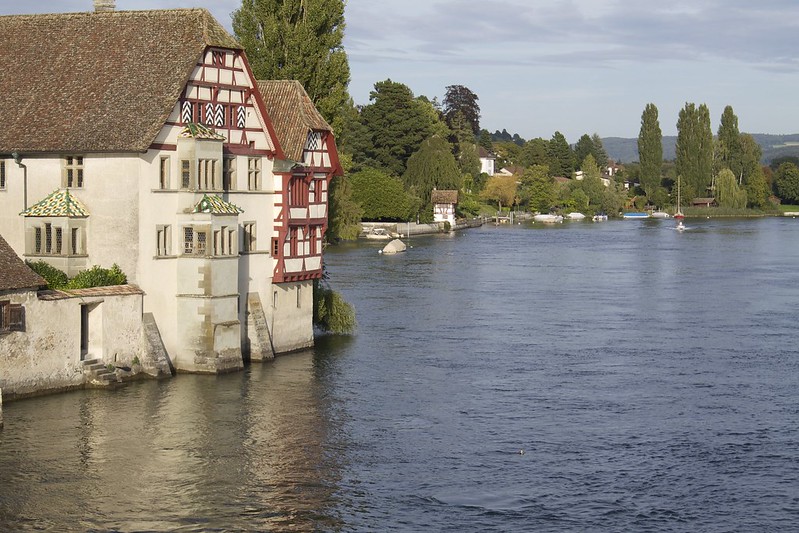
[0,288,145,398]
[267,280,314,353]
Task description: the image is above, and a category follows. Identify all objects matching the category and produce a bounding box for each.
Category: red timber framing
[272,131,341,283]
[161,46,284,160]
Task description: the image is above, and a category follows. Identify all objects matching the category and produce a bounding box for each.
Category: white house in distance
[0,3,341,374]
[431,189,459,228]
[478,147,496,176]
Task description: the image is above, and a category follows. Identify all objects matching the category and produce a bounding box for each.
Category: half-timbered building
[0,4,341,373]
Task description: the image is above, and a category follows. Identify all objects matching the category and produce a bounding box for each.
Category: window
[63,156,84,188]
[223,156,236,191]
[71,228,80,255]
[156,225,171,256]
[183,226,209,256]
[159,157,170,189]
[44,223,52,254]
[0,301,25,333]
[212,50,225,67]
[213,226,234,256]
[308,180,316,204]
[0,160,5,190]
[247,157,261,191]
[198,159,218,190]
[289,228,298,257]
[271,237,279,257]
[55,227,63,255]
[289,177,308,207]
[243,222,256,252]
[181,160,191,189]
[34,227,42,253]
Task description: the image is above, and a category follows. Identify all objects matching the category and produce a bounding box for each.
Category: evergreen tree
[478,129,494,152]
[547,131,574,177]
[443,85,481,135]
[574,134,594,170]
[638,103,663,200]
[233,0,350,128]
[519,138,549,168]
[591,133,609,170]
[359,79,438,176]
[676,102,713,200]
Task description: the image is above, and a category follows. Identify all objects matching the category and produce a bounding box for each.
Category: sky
[4,0,799,141]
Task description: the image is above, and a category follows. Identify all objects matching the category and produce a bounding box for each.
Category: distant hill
[602,134,799,165]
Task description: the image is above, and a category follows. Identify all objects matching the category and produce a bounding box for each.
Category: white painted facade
[0,44,332,372]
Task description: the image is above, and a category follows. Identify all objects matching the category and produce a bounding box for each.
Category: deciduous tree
[481,175,517,211]
[443,85,480,135]
[349,167,417,221]
[638,103,663,200]
[403,135,462,214]
[233,0,350,128]
[774,162,799,203]
[676,102,713,201]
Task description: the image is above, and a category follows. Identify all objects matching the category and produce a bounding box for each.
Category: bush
[26,260,68,289]
[65,264,127,289]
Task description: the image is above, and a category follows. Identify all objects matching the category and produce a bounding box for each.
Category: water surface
[1,217,798,531]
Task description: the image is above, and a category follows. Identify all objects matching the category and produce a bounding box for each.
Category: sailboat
[674,175,685,220]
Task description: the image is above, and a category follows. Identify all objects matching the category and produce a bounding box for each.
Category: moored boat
[623,212,650,219]
[533,214,563,223]
[565,212,586,220]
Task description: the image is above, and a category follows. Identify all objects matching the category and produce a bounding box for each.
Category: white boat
[533,214,563,223]
[565,212,586,220]
[675,175,685,220]
[676,220,686,232]
[364,227,391,240]
[651,211,670,219]
[592,214,608,222]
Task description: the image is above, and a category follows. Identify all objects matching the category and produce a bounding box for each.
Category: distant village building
[0,5,341,377]
[431,190,459,228]
[478,147,496,176]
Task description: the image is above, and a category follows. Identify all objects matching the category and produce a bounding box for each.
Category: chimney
[94,0,115,12]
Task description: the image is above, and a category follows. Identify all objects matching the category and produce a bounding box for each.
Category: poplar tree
[638,103,663,200]
[717,105,742,179]
[676,103,713,200]
[232,0,350,128]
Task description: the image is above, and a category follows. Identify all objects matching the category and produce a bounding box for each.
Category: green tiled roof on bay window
[20,189,89,217]
[179,122,226,140]
[192,194,243,215]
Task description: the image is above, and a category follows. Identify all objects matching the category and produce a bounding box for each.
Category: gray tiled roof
[257,80,333,162]
[0,234,46,291]
[0,9,240,154]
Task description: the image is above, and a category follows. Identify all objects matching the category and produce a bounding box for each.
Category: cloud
[345,0,799,70]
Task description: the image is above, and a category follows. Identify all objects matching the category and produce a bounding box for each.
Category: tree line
[232,0,799,244]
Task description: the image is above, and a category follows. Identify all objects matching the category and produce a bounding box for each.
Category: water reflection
[0,350,346,532]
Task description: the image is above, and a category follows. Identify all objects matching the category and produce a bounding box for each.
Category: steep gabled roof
[431,190,459,204]
[20,189,90,218]
[478,146,496,159]
[0,233,46,291]
[256,80,333,162]
[0,9,240,154]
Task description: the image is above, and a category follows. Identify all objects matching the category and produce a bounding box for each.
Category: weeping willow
[715,168,747,209]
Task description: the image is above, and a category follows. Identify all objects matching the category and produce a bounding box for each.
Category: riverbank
[360,217,483,238]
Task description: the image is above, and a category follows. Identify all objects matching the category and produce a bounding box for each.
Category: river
[1,217,798,531]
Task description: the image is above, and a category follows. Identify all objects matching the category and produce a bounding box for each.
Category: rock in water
[382,239,407,255]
